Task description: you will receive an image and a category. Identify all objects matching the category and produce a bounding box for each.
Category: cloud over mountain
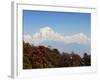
[24,26,90,46]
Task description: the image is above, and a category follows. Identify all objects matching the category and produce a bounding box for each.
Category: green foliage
[83,53,91,66]
[23,56,30,64]
[44,62,54,68]
[23,63,32,69]
[23,56,32,69]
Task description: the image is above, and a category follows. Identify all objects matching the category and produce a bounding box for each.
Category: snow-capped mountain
[24,26,90,46]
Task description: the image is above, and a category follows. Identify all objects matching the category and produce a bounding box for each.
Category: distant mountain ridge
[40,40,90,57]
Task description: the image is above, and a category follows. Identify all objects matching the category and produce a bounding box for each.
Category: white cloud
[24,26,90,46]
[24,34,33,44]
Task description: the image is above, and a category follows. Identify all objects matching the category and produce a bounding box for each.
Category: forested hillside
[23,41,91,69]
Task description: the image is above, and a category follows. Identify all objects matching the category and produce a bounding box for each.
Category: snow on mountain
[24,26,90,46]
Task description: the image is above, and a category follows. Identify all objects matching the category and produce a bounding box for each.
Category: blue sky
[23,10,91,37]
[23,10,91,55]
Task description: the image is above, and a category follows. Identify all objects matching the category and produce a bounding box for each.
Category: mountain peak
[40,26,54,36]
[40,26,52,32]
